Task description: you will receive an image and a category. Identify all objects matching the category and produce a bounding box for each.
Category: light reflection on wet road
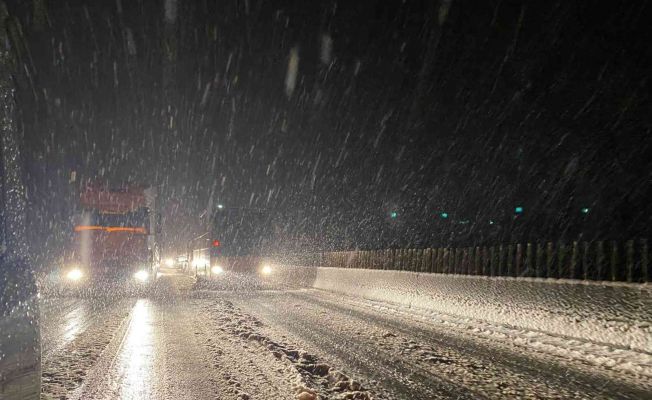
[117,299,154,399]
[57,270,224,400]
[41,298,95,358]
[39,270,651,400]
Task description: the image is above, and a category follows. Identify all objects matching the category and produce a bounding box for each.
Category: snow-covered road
[40,272,651,399]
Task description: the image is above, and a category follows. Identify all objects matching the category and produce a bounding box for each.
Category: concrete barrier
[269,264,651,353]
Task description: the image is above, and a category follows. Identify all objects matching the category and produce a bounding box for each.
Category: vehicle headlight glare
[66,268,83,281]
[211,265,224,275]
[164,258,174,267]
[261,265,273,275]
[134,270,149,282]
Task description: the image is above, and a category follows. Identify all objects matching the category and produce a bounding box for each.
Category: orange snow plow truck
[59,183,160,291]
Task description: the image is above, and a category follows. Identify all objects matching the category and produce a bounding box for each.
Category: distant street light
[217,204,224,209]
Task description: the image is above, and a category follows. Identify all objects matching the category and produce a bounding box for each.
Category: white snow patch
[285,47,300,97]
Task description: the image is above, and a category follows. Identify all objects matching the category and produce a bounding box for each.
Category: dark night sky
[4,0,651,256]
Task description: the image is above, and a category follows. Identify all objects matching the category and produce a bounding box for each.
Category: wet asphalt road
[39,269,651,400]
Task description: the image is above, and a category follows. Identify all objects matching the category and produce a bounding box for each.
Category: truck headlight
[134,270,149,282]
[66,268,83,281]
[260,265,273,275]
[211,265,224,275]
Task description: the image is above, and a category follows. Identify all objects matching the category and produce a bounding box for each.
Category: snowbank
[268,265,651,353]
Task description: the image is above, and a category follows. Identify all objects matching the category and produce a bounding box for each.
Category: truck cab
[59,184,160,293]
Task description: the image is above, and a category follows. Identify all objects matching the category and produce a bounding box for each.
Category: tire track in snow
[40,297,136,399]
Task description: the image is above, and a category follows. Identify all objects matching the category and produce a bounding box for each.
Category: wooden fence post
[610,241,618,281]
[394,249,405,271]
[515,244,522,277]
[525,243,532,277]
[595,241,604,281]
[403,249,409,271]
[430,248,436,273]
[459,248,464,274]
[477,247,484,276]
[545,242,553,279]
[432,248,438,273]
[429,248,436,273]
[441,248,447,273]
[582,242,590,280]
[450,248,456,274]
[420,249,424,272]
[507,244,514,277]
[405,249,411,271]
[626,240,634,282]
[475,247,480,275]
[570,242,579,279]
[557,243,567,279]
[394,249,400,270]
[535,243,544,278]
[458,247,469,275]
[410,249,416,271]
[641,239,649,282]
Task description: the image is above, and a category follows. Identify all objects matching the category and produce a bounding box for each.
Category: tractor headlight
[260,265,273,275]
[134,270,149,282]
[66,268,83,281]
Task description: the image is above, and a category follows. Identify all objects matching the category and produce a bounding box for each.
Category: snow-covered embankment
[269,265,651,354]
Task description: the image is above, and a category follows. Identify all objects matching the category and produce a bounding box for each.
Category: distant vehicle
[163,257,177,268]
[0,19,41,395]
[188,207,273,278]
[176,254,188,269]
[58,183,161,292]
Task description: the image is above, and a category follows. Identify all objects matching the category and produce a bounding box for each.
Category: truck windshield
[80,208,150,230]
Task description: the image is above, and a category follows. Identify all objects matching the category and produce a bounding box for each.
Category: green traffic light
[390,211,398,218]
[581,207,590,214]
[514,206,524,214]
[440,212,448,219]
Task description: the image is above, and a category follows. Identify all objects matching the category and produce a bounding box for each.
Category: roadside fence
[272,239,650,283]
